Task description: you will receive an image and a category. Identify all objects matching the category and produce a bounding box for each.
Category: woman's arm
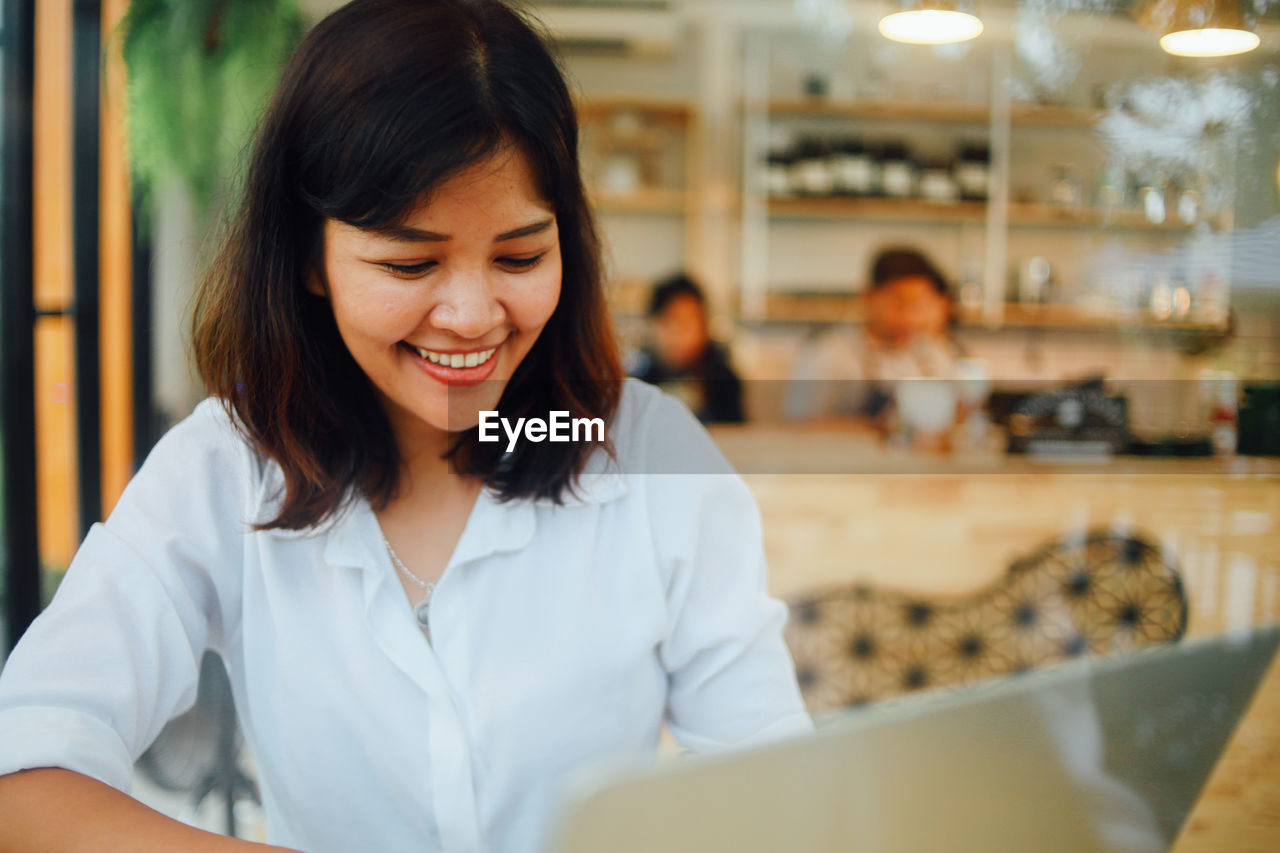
[637,388,813,749]
[0,768,300,853]
[0,402,262,848]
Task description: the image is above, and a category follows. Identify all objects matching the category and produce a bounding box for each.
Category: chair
[784,529,1188,714]
[136,650,260,837]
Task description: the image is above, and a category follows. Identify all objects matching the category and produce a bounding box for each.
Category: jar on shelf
[1049,163,1083,213]
[954,141,989,201]
[1094,160,1126,223]
[1172,176,1200,225]
[918,157,960,203]
[830,137,879,196]
[879,141,917,199]
[764,150,794,197]
[789,137,835,196]
[1138,171,1168,225]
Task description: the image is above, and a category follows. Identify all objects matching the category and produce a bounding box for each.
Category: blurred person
[0,3,811,853]
[630,273,745,424]
[785,247,962,427]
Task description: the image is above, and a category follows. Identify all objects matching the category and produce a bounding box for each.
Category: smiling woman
[0,2,812,852]
[190,0,621,527]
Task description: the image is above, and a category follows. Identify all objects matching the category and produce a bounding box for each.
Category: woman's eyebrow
[495,218,553,242]
[373,218,553,244]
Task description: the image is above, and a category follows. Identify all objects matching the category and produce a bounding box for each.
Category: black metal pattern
[1,0,39,653]
[784,530,1189,713]
[72,0,103,539]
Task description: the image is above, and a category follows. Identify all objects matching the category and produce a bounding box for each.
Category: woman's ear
[305,269,328,298]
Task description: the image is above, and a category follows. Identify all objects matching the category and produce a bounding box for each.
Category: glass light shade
[1159,27,1260,56]
[878,9,984,45]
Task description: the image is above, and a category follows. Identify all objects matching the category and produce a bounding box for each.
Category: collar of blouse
[257,447,629,574]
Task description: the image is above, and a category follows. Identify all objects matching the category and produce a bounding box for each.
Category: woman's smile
[401,339,503,386]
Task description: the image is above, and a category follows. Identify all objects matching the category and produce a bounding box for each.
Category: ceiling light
[878,1,984,45]
[1145,0,1260,58]
[1160,27,1260,56]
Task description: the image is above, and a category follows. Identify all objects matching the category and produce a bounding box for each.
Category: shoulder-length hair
[192,0,622,531]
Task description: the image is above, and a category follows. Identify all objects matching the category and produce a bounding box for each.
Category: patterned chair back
[784,529,1188,713]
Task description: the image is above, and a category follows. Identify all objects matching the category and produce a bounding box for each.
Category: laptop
[546,626,1279,853]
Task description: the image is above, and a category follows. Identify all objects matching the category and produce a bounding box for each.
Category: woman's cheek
[524,268,562,327]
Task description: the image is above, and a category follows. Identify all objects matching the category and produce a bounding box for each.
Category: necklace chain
[381,533,437,597]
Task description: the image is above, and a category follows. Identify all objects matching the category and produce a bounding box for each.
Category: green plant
[118,0,303,227]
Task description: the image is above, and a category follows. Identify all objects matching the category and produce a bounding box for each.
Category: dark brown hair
[193,0,622,530]
[647,272,707,318]
[870,247,951,298]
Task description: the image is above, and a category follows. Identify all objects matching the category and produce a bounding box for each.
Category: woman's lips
[402,341,501,386]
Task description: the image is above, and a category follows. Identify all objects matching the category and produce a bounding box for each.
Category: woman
[0,2,810,852]
[630,272,745,424]
[785,247,963,426]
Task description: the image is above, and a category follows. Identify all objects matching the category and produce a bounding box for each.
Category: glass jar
[789,137,835,196]
[764,150,794,197]
[919,157,960,203]
[830,137,879,196]
[879,141,917,199]
[954,142,990,201]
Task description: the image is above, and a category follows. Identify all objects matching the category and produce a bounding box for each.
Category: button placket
[356,500,487,851]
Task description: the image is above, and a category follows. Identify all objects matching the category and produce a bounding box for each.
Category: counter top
[707,424,1280,477]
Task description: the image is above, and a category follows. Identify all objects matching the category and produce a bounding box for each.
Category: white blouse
[0,378,812,853]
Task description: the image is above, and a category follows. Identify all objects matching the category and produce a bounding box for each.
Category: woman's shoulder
[151,398,260,470]
[125,397,269,516]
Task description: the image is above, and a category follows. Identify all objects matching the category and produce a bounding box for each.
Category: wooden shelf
[753,293,1228,332]
[761,293,861,323]
[575,94,692,125]
[769,196,988,223]
[582,126,675,151]
[766,196,1194,232]
[763,97,1101,128]
[961,302,1229,332]
[589,187,686,214]
[1007,202,1195,231]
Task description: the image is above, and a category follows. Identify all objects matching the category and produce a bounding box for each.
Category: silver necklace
[381,534,435,629]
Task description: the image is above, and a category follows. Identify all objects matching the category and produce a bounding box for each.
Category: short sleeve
[636,388,813,750]
[0,399,255,792]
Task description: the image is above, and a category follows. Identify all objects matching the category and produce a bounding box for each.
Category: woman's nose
[427,268,505,338]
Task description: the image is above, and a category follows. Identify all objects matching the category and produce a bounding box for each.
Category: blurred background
[1,0,1278,844]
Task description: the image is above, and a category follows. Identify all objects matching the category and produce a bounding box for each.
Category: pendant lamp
[1143,0,1260,57]
[878,0,984,45]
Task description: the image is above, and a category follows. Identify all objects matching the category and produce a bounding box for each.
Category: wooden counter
[709,425,1280,638]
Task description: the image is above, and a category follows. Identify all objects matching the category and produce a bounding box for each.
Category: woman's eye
[379,260,436,277]
[498,253,545,270]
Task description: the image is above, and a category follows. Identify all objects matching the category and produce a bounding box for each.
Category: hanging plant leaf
[116,0,304,230]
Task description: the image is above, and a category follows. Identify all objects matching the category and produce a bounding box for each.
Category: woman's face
[866,275,950,347]
[652,294,709,370]
[312,148,561,441]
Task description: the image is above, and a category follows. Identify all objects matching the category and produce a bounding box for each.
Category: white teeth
[411,344,497,368]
